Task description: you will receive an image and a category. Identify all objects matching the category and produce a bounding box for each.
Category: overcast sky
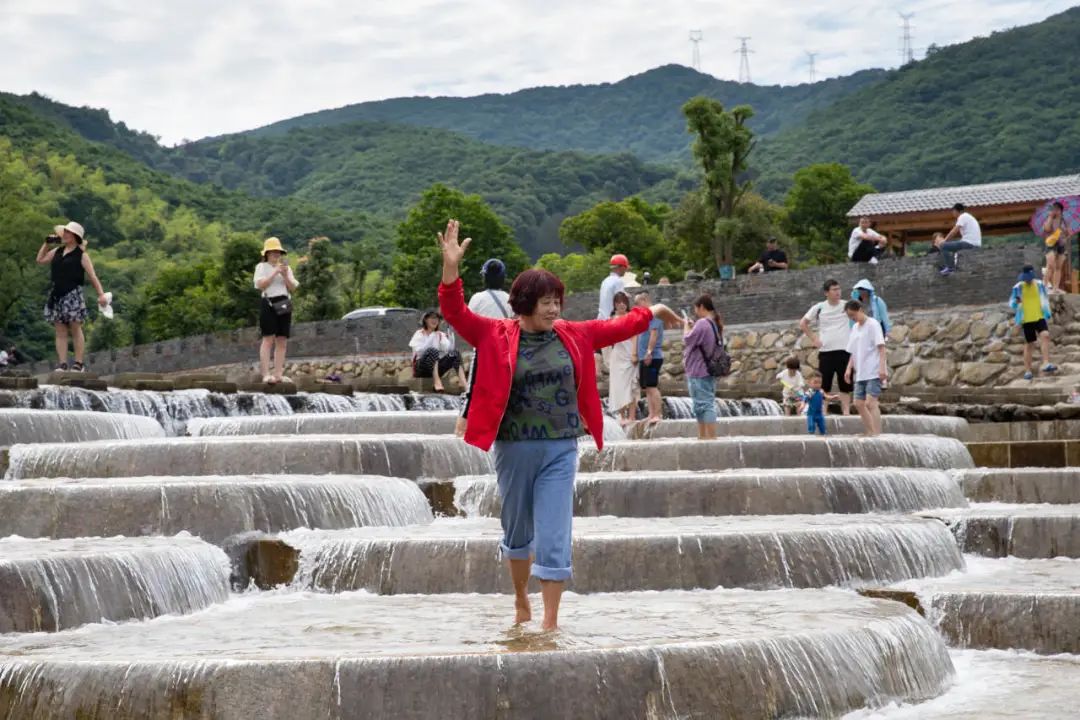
[1,0,1071,144]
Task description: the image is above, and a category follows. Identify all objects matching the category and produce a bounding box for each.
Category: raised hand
[649,303,683,329]
[438,219,472,284]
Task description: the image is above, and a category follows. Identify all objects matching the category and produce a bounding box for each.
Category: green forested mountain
[243,64,888,164]
[754,7,1080,196]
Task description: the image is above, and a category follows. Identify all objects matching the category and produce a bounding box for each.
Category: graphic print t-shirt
[497,331,582,441]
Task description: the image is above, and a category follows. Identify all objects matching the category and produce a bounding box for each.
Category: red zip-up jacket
[439,278,653,452]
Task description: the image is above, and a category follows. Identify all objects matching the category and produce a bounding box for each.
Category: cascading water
[452,468,968,519]
[0,535,230,633]
[274,515,963,594]
[0,589,955,720]
[0,408,165,446]
[0,475,433,543]
[659,396,782,418]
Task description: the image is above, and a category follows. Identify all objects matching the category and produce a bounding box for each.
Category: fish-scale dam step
[0,475,432,544]
[0,589,953,720]
[2,434,492,480]
[579,436,973,473]
[250,515,964,593]
[922,504,1080,558]
[0,536,229,633]
[187,411,460,436]
[959,468,1080,504]
[869,557,1080,654]
[449,468,967,518]
[0,408,165,447]
[630,415,969,439]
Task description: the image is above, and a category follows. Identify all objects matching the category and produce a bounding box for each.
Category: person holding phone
[35,221,108,372]
[253,237,299,384]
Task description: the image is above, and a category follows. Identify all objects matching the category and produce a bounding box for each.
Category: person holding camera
[253,237,299,384]
[35,221,108,372]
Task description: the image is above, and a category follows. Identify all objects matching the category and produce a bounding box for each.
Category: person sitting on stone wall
[748,237,788,274]
[934,203,982,276]
[848,217,888,264]
[1008,264,1058,380]
[410,310,466,393]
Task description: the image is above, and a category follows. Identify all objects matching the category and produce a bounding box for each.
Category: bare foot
[515,596,532,624]
[541,619,558,631]
[646,416,662,425]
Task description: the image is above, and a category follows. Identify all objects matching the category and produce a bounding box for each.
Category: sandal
[71,362,85,372]
[54,362,68,372]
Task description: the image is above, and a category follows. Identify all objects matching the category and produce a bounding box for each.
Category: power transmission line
[899,12,915,65]
[735,37,753,83]
[689,30,703,71]
[805,51,818,83]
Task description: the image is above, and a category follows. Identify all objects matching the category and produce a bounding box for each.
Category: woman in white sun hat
[253,237,299,384]
[35,221,108,372]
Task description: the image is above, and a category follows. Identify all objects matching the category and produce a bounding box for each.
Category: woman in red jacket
[438,220,679,630]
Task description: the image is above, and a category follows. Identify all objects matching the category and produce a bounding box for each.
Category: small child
[1070,385,1080,405]
[776,357,806,416]
[805,373,837,436]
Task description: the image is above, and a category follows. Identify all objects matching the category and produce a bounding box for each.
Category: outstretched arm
[583,304,681,350]
[437,219,496,347]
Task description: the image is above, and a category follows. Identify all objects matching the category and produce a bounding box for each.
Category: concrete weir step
[0,589,953,720]
[444,469,968,519]
[960,468,1080,504]
[246,515,963,593]
[0,409,165,448]
[578,436,973,473]
[629,415,969,439]
[0,475,433,544]
[0,536,229,633]
[865,557,1080,654]
[921,504,1080,558]
[2,435,492,480]
[188,411,459,437]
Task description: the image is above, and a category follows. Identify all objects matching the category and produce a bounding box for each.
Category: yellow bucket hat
[262,237,286,259]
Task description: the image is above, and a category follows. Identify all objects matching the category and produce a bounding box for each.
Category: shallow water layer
[277,515,964,593]
[843,649,1080,719]
[960,468,1080,504]
[924,503,1080,558]
[188,411,459,436]
[0,536,229,633]
[3,434,493,480]
[0,474,432,543]
[0,589,953,720]
[452,468,967,518]
[632,415,969,439]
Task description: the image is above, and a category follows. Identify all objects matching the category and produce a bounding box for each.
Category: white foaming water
[843,649,1080,719]
[0,408,165,446]
[188,411,459,437]
[0,535,230,632]
[660,396,782,418]
[0,475,433,543]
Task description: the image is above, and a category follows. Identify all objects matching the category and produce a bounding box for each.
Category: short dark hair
[509,269,566,316]
[953,203,966,213]
[1052,201,1065,211]
[823,279,840,292]
[845,299,863,313]
[481,258,506,290]
[785,356,800,370]
[809,372,822,381]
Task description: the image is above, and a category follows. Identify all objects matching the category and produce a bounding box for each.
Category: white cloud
[0,0,1072,144]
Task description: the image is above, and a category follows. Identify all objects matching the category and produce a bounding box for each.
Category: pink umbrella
[1030,196,1080,237]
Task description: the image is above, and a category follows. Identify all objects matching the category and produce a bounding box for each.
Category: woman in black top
[35,221,108,372]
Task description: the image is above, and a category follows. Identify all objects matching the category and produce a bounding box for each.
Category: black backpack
[698,320,732,377]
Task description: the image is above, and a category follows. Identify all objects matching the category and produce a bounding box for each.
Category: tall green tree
[666,189,786,273]
[220,232,263,325]
[295,236,344,320]
[558,197,677,276]
[784,163,875,265]
[535,249,612,293]
[391,184,529,309]
[682,97,755,267]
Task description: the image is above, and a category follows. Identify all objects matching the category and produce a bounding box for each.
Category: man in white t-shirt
[843,299,887,436]
[848,216,888,264]
[458,258,512,435]
[934,203,982,276]
[799,279,853,415]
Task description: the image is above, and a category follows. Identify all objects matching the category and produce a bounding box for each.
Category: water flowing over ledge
[0,589,953,720]
[960,468,1080,504]
[631,415,969,439]
[578,436,975,473]
[188,411,460,436]
[273,515,964,594]
[922,504,1080,558]
[452,468,968,518]
[0,536,229,633]
[0,475,432,544]
[3,435,493,481]
[886,557,1080,653]
[0,409,165,446]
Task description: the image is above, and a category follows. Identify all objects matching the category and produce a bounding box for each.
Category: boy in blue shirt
[805,373,836,436]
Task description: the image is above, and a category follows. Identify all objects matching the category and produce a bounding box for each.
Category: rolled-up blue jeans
[686,376,717,423]
[940,240,976,270]
[492,438,578,581]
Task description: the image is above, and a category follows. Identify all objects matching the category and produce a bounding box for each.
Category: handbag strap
[488,290,510,318]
